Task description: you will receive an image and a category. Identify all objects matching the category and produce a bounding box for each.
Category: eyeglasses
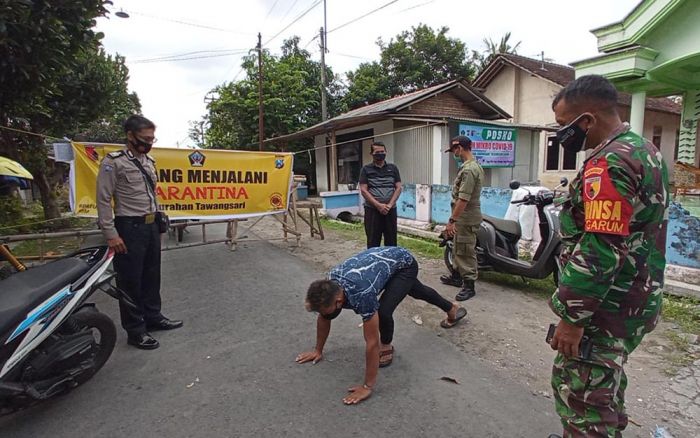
[136,135,158,144]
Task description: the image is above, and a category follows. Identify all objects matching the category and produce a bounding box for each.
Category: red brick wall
[399,92,481,119]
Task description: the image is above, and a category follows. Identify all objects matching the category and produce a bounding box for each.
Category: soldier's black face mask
[556,114,590,154]
[373,153,386,162]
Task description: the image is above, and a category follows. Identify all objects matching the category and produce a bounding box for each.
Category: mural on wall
[458,123,516,168]
[667,202,700,269]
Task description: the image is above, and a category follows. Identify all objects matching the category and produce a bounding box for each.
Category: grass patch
[662,331,696,375]
[10,237,82,258]
[320,218,443,259]
[662,295,700,335]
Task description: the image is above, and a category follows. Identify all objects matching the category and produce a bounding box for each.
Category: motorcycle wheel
[67,309,117,385]
[0,310,116,416]
[444,242,455,275]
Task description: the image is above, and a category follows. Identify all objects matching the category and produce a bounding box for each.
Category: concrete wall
[482,65,516,117]
[517,72,562,126]
[667,202,700,269]
[430,185,512,224]
[641,1,700,65]
[397,184,417,220]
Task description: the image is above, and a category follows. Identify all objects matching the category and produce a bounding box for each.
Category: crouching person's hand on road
[343,384,372,405]
[295,349,322,364]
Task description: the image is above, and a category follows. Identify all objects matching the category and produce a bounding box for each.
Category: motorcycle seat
[0,257,90,336]
[483,214,522,240]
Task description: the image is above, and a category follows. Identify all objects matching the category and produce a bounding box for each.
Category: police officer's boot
[440,271,462,287]
[455,280,476,301]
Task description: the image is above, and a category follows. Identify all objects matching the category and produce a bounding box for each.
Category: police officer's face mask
[130,134,156,154]
[373,152,386,162]
[556,114,592,154]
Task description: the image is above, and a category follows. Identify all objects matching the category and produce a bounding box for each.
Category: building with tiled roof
[473,53,682,186]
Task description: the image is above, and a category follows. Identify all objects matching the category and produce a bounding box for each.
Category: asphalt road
[1,227,560,437]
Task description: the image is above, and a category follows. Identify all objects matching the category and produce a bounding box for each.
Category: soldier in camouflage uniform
[547,75,669,438]
[440,136,484,301]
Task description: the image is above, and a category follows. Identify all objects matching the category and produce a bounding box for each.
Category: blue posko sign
[458,123,516,168]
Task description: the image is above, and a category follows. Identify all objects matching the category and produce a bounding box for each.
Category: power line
[263,0,322,47]
[132,52,248,64]
[128,10,255,35]
[280,0,301,23]
[398,0,435,13]
[133,49,247,63]
[331,52,372,61]
[328,0,400,34]
[264,0,281,22]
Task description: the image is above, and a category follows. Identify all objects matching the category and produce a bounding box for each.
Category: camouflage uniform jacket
[451,158,484,226]
[550,124,670,351]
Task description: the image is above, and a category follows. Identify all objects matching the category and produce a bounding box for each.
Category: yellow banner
[71,143,294,219]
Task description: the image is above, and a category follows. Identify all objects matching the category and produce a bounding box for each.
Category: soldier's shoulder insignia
[583,157,633,236]
[106,150,125,159]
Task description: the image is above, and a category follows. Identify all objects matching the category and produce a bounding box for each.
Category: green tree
[473,32,522,71]
[343,24,476,109]
[0,1,139,219]
[201,37,343,149]
[73,54,142,143]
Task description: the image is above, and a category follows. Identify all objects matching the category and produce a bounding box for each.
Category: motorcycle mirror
[559,177,569,187]
[509,180,521,190]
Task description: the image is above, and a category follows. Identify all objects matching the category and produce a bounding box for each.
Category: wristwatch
[448,218,457,224]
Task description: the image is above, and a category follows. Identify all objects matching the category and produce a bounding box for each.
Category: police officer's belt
[115,214,156,224]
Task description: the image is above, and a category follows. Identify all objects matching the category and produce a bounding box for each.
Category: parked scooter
[0,246,127,415]
[441,178,569,285]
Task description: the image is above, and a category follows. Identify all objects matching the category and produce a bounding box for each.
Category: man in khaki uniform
[440,136,483,301]
[96,115,182,350]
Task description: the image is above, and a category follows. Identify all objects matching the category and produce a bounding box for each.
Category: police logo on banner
[188,150,206,167]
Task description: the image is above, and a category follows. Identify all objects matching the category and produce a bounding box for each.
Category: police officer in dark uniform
[96,115,182,350]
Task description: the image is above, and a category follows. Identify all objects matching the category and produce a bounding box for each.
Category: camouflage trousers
[551,335,636,438]
[454,224,479,281]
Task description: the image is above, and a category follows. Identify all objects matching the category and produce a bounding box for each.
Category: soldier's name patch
[583,157,632,236]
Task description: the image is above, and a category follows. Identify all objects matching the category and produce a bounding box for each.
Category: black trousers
[364,206,398,248]
[114,217,163,335]
[378,259,452,344]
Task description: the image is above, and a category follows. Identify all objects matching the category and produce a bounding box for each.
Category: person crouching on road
[296,246,467,405]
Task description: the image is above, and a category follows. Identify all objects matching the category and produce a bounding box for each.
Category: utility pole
[319,27,327,122]
[257,32,264,150]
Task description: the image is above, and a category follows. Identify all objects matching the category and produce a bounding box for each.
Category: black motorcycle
[441,178,568,285]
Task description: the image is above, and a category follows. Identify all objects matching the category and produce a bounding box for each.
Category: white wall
[483,66,516,118]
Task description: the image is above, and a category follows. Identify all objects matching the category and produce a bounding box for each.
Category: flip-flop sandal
[440,307,467,329]
[379,347,394,368]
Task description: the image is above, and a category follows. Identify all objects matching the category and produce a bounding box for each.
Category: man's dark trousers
[378,259,452,344]
[364,206,398,248]
[114,217,163,335]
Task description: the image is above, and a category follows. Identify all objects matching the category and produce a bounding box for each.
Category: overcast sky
[96,0,640,147]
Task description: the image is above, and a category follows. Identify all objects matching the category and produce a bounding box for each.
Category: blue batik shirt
[328,246,415,321]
